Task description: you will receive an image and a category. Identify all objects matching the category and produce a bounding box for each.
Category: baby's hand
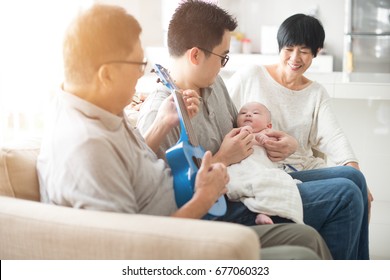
[255,129,275,146]
[240,125,253,134]
[255,133,268,146]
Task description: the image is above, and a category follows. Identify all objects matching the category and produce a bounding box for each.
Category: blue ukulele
[152,64,227,217]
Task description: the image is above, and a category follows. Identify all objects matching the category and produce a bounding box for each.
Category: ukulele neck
[172,90,199,147]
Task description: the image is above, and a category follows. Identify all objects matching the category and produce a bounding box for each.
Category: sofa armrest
[0,143,40,201]
[0,196,260,259]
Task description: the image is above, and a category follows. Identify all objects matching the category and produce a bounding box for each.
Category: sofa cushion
[0,196,260,259]
[0,142,40,201]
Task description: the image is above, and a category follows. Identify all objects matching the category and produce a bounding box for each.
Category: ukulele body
[166,140,205,208]
[166,140,227,217]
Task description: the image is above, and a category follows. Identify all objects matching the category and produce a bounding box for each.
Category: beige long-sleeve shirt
[37,90,177,216]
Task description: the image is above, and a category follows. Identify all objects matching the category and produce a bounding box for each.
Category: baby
[227,101,303,224]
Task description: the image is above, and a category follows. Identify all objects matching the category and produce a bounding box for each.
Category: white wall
[121,0,346,71]
[218,0,345,71]
[97,0,164,46]
[331,98,390,260]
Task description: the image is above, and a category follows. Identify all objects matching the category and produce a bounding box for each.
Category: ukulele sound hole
[192,156,202,168]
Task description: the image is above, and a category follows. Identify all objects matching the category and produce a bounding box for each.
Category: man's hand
[156,94,180,129]
[129,93,147,111]
[194,151,229,206]
[182,89,200,118]
[213,127,254,166]
[262,130,298,162]
[144,90,200,154]
[155,89,200,128]
[172,151,228,219]
[144,95,179,153]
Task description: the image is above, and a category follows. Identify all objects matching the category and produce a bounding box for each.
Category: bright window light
[0,0,92,144]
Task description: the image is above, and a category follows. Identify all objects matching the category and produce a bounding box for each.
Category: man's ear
[97,64,112,87]
[188,47,201,66]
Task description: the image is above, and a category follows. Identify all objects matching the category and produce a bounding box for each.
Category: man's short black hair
[168,0,237,57]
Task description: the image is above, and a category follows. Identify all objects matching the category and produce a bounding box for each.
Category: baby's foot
[255,213,274,225]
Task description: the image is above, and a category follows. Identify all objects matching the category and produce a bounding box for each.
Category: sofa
[0,140,260,259]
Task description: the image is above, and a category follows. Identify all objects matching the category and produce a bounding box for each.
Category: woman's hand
[262,130,298,162]
[367,187,374,222]
[346,162,374,222]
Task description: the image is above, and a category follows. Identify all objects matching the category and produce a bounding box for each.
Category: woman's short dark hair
[168,0,237,57]
[277,13,325,57]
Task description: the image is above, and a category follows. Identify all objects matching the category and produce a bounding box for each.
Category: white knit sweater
[227,64,357,171]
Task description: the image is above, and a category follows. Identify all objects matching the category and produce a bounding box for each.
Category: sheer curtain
[0,0,90,145]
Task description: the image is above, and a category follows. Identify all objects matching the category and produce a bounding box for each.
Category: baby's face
[237,102,271,132]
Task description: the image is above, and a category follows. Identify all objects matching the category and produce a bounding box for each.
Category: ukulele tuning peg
[156,78,161,84]
[150,68,155,73]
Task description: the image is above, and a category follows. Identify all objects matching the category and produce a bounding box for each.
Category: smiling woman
[0,1,90,145]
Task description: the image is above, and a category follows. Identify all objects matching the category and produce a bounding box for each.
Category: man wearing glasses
[197,47,230,67]
[38,3,227,220]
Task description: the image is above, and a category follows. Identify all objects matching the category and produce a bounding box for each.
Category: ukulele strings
[175,91,203,167]
[175,90,200,147]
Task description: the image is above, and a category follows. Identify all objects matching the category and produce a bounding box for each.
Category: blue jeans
[215,166,368,260]
[290,166,369,260]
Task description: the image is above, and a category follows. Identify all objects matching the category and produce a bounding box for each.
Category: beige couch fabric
[0,145,40,201]
[0,196,259,259]
[0,144,260,259]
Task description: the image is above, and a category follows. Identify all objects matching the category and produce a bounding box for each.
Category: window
[0,0,91,145]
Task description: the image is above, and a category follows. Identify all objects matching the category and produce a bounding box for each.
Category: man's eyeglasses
[102,58,148,72]
[198,47,229,67]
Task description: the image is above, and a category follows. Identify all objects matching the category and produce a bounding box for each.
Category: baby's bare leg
[255,213,274,225]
